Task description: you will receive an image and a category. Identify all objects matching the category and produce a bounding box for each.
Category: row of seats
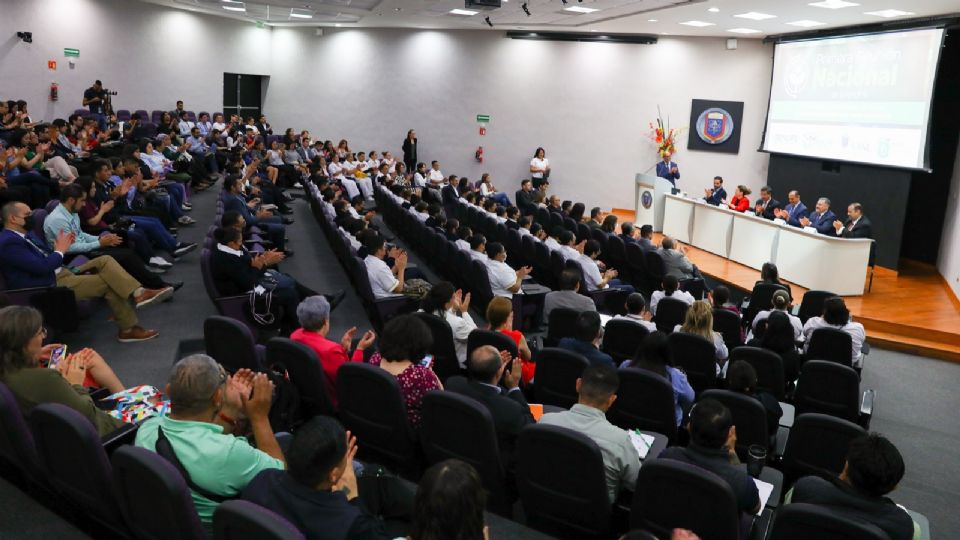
[73,108,221,124]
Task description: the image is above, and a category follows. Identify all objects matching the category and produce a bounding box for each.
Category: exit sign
[476,114,490,123]
[63,48,80,57]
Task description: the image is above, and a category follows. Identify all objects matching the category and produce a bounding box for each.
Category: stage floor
[610,208,960,362]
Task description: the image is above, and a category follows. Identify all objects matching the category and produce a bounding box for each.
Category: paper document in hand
[753,477,774,515]
[629,430,656,459]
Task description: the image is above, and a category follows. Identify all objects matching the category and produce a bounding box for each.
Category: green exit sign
[476,114,490,123]
[64,48,80,57]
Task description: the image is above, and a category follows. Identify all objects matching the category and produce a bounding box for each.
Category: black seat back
[534,347,590,409]
[213,500,305,540]
[607,367,678,443]
[667,332,718,394]
[781,413,866,486]
[466,329,519,361]
[768,503,891,540]
[794,360,860,422]
[712,308,743,352]
[796,290,837,324]
[745,283,789,325]
[0,382,46,487]
[601,319,649,362]
[700,389,770,458]
[204,315,262,372]
[265,338,336,420]
[730,346,786,401]
[546,307,581,347]
[336,363,419,476]
[807,328,854,367]
[516,425,611,538]
[630,459,740,540]
[412,312,463,383]
[654,297,689,333]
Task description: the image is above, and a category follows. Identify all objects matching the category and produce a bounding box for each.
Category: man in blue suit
[223,175,290,254]
[703,176,727,206]
[656,152,680,186]
[798,197,838,235]
[774,190,810,227]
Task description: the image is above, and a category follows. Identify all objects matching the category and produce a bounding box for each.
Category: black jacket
[839,216,873,239]
[515,189,536,215]
[210,246,262,296]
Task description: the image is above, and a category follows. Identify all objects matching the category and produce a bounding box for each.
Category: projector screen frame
[758,24,950,172]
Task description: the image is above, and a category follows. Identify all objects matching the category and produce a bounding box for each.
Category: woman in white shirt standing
[802,296,867,368]
[530,147,550,189]
[419,282,477,369]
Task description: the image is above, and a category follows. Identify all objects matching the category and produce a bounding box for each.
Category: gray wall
[938,137,960,299]
[0,0,272,120]
[264,28,775,211]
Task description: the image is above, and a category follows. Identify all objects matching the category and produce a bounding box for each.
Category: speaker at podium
[634,173,678,232]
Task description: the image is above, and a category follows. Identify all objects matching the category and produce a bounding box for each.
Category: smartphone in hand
[48,346,67,370]
[420,354,434,369]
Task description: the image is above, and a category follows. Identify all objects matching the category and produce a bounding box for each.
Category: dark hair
[661,237,675,251]
[822,296,851,326]
[579,364,619,404]
[521,179,531,187]
[712,285,730,307]
[506,206,520,219]
[457,225,472,240]
[93,159,112,175]
[760,186,772,194]
[574,311,602,342]
[640,224,653,238]
[845,434,905,497]
[688,398,733,449]
[529,222,542,236]
[625,292,646,315]
[420,282,455,314]
[75,176,94,194]
[469,234,486,251]
[569,203,585,222]
[726,360,757,395]
[561,200,572,212]
[630,331,670,376]
[466,345,502,383]
[558,230,575,245]
[559,268,582,291]
[485,242,505,259]
[59,183,86,203]
[0,305,44,380]
[714,176,723,183]
[379,315,432,363]
[583,240,601,258]
[590,207,601,219]
[412,460,486,540]
[363,233,385,255]
[214,226,241,245]
[444,219,460,235]
[287,416,347,488]
[533,147,545,158]
[601,215,618,233]
[662,274,679,295]
[760,262,780,284]
[621,222,634,236]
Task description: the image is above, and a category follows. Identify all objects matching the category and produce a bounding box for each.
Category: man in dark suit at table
[799,197,838,235]
[703,176,727,206]
[754,186,781,220]
[833,202,873,239]
[656,152,680,186]
[446,345,535,476]
[774,190,809,226]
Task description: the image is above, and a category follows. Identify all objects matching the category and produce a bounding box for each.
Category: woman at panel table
[724,185,752,212]
[529,147,550,189]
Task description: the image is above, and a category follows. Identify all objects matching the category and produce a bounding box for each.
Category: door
[223,73,263,122]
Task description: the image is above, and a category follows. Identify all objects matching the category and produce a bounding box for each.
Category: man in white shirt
[802,296,866,367]
[484,242,532,297]
[543,227,563,252]
[650,275,695,315]
[454,226,473,252]
[427,160,445,188]
[327,154,361,200]
[362,235,408,299]
[177,112,195,138]
[468,234,488,261]
[558,230,583,262]
[750,290,803,341]
[612,293,657,333]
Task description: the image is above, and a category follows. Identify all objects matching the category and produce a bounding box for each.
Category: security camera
[16,32,32,43]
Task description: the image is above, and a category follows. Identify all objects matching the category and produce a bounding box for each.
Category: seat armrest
[749,507,774,540]
[101,422,139,454]
[859,388,875,429]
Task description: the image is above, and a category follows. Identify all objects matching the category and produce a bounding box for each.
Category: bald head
[1,202,30,232]
[467,345,503,384]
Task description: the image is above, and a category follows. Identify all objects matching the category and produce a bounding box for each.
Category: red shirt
[290,328,364,407]
[728,196,750,212]
[499,329,535,385]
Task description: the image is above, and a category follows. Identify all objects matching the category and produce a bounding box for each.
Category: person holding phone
[368,315,442,429]
[0,305,128,435]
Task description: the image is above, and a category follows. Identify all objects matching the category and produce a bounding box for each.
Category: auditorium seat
[0,382,48,491]
[730,346,787,401]
[795,290,837,324]
[653,297,689,333]
[412,311,463,383]
[700,389,772,459]
[712,308,744,353]
[793,360,874,428]
[420,390,512,516]
[742,282,789,326]
[516,424,612,539]
[667,332,718,394]
[806,327,855,368]
[115,109,131,121]
[213,500,305,540]
[767,503,889,540]
[133,109,149,121]
[607,367,678,443]
[150,110,164,124]
[533,347,589,409]
[604,235,630,283]
[601,319,649,363]
[780,413,866,487]
[203,315,265,372]
[265,338,337,421]
[545,307,581,347]
[466,329,519,363]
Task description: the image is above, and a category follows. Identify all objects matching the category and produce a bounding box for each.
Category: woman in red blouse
[726,185,752,212]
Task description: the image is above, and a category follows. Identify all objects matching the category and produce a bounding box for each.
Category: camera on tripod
[104,89,118,96]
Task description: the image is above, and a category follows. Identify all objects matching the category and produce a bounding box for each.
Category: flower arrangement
[648,106,682,158]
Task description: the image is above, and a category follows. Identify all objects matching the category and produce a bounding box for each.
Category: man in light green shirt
[135,354,284,525]
[539,364,640,503]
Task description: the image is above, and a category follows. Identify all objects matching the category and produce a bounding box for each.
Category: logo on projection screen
[783,58,810,98]
[696,108,735,144]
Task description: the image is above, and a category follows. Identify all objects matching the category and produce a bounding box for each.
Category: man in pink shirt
[290,296,376,406]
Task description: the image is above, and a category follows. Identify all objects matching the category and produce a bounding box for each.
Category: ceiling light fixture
[449,8,479,15]
[485,16,494,27]
[808,0,859,9]
[707,7,720,12]
[222,2,246,12]
[648,19,658,22]
[290,8,313,18]
[564,6,598,13]
[727,28,762,34]
[864,9,915,17]
[679,20,716,27]
[734,12,776,20]
[786,19,825,27]
[522,3,531,16]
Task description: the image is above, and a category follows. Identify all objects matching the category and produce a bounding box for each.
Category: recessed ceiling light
[728,28,762,34]
[786,19,826,27]
[679,20,716,27]
[335,23,341,27]
[449,8,478,15]
[864,9,914,17]
[222,2,245,12]
[590,29,597,32]
[290,8,313,18]
[647,19,658,22]
[808,0,859,9]
[564,6,599,13]
[734,12,776,20]
[707,7,720,12]
[661,32,670,35]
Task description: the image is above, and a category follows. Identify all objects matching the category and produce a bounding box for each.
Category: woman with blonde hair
[674,300,728,371]
[485,297,534,385]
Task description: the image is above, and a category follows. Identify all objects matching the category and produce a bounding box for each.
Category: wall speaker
[726,38,737,50]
